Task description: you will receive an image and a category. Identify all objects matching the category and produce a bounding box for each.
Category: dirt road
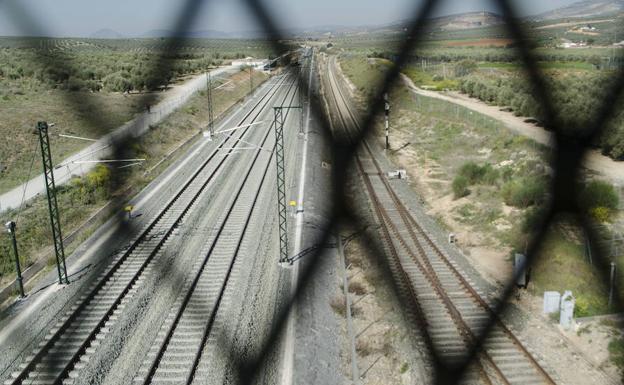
[401,74,624,185]
[0,66,238,213]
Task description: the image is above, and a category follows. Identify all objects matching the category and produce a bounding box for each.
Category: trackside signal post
[6,221,25,297]
[249,66,254,96]
[273,105,301,264]
[37,121,69,285]
[384,93,390,150]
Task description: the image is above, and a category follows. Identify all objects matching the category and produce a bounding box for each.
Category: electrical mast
[207,72,215,137]
[37,121,69,285]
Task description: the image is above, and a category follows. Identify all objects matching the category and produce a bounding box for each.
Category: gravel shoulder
[291,57,343,385]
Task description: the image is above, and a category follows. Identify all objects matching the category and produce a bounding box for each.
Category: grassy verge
[0,69,269,289]
[338,55,394,104]
[0,90,170,194]
[531,219,610,316]
[338,53,624,317]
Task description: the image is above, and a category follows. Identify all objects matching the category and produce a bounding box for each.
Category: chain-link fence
[3,0,624,384]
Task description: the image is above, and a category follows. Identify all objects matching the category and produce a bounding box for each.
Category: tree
[452,176,470,199]
[579,180,619,212]
[455,60,477,77]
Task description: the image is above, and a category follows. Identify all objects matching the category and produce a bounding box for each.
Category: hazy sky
[0,0,582,37]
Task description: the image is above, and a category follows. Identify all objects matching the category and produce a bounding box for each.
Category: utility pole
[37,121,69,285]
[207,72,215,137]
[299,69,305,135]
[273,105,302,264]
[609,261,617,309]
[5,221,25,298]
[384,93,390,150]
[249,66,254,96]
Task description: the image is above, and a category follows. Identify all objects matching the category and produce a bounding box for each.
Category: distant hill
[141,29,234,38]
[533,0,624,21]
[90,28,124,39]
[425,11,505,31]
[290,12,505,39]
[139,29,272,39]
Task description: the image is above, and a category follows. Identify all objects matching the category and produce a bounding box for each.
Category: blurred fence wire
[4,0,624,384]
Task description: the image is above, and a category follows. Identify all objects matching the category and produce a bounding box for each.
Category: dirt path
[0,66,238,213]
[535,19,615,30]
[401,74,624,185]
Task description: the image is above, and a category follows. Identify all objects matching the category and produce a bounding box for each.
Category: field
[443,38,514,47]
[353,41,624,161]
[0,90,165,194]
[0,37,278,193]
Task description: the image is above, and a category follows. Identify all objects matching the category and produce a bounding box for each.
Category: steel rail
[325,54,555,385]
[324,56,494,384]
[136,70,300,385]
[397,190,557,385]
[7,71,289,385]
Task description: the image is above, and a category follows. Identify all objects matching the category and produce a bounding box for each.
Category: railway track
[324,55,556,385]
[4,71,294,385]
[132,70,300,385]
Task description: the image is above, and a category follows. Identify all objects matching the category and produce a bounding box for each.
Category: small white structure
[388,169,407,180]
[231,57,270,70]
[448,233,456,244]
[543,291,561,314]
[580,24,597,32]
[559,290,575,330]
[560,40,588,49]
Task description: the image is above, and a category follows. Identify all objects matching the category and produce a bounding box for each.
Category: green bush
[574,296,592,318]
[608,337,624,382]
[590,206,611,223]
[458,162,499,185]
[70,164,112,205]
[522,206,547,232]
[455,60,477,77]
[452,176,470,199]
[501,177,547,208]
[580,180,619,211]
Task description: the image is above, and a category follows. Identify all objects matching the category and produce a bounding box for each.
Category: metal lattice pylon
[273,107,288,263]
[37,121,69,285]
[273,101,303,264]
[207,72,215,136]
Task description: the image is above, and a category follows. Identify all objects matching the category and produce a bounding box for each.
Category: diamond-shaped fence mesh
[2,0,624,384]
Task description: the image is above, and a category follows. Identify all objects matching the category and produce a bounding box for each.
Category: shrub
[580,180,619,211]
[455,60,477,77]
[522,206,547,232]
[348,280,367,295]
[608,337,624,381]
[452,176,470,199]
[459,162,483,184]
[458,162,499,185]
[590,206,611,223]
[356,339,372,357]
[330,295,346,317]
[501,177,547,208]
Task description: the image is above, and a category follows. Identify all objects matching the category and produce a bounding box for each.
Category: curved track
[324,55,556,385]
[5,72,293,385]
